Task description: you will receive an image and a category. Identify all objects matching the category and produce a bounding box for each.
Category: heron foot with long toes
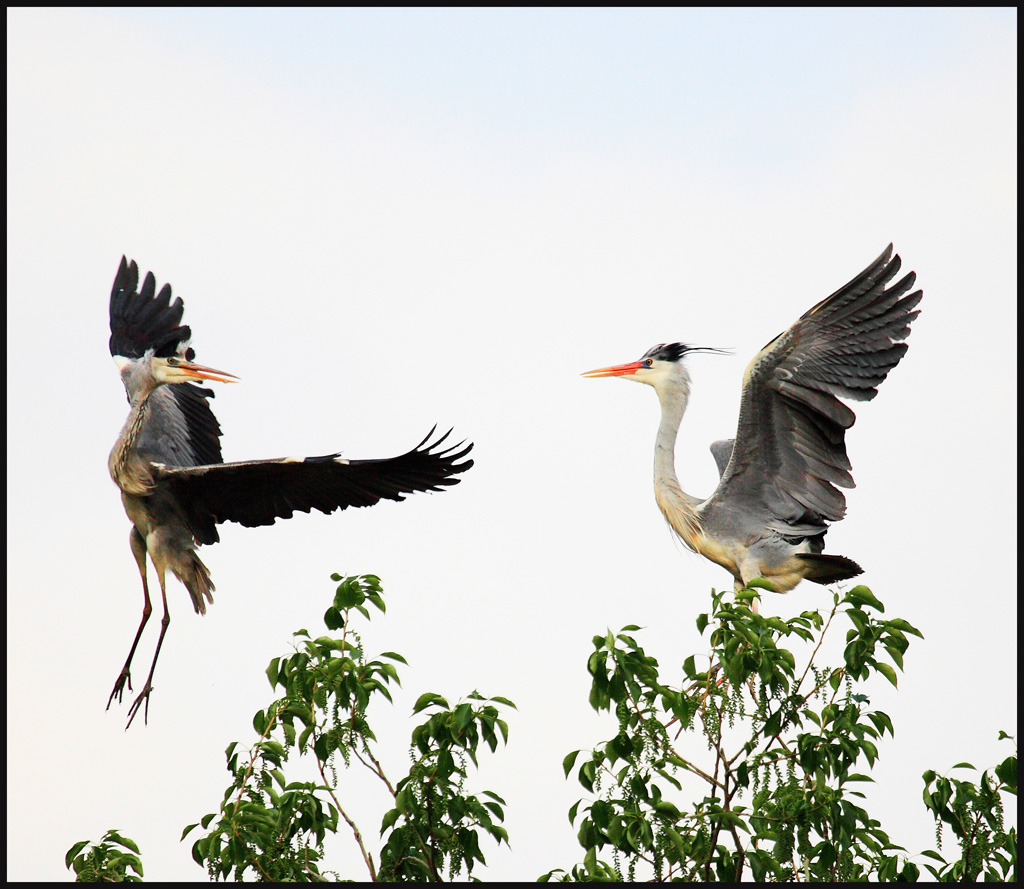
[125,682,154,729]
[106,668,134,710]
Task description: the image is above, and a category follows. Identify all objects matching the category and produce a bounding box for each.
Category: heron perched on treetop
[583,245,921,597]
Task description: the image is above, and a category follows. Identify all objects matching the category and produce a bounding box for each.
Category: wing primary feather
[704,245,921,541]
[156,428,474,537]
[109,257,193,360]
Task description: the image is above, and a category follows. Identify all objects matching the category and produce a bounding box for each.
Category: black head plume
[641,342,729,363]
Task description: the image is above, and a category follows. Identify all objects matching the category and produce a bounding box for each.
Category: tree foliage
[542,585,1016,882]
[68,578,1015,882]
[180,573,514,881]
[66,830,143,882]
[919,736,1017,882]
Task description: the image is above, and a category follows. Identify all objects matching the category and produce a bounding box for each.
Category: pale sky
[7,8,1017,881]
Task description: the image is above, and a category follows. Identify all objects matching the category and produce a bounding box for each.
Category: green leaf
[868,711,894,737]
[563,749,581,778]
[265,658,280,688]
[995,754,1017,790]
[663,825,687,860]
[453,702,474,731]
[876,662,899,687]
[736,760,750,787]
[653,799,681,820]
[880,644,903,672]
[579,760,596,793]
[412,692,449,714]
[847,585,883,611]
[568,800,581,824]
[335,582,364,609]
[65,841,89,869]
[323,605,344,630]
[885,617,923,637]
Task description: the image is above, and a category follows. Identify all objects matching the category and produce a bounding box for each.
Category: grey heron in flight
[583,245,921,597]
[107,257,473,727]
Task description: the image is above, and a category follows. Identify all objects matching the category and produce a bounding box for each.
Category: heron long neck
[653,373,704,552]
[109,385,157,495]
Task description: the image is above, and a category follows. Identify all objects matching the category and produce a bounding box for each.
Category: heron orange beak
[581,360,644,378]
[180,362,239,383]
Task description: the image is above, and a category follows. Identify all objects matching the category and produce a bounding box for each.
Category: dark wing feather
[704,245,922,531]
[154,428,473,545]
[134,384,225,468]
[170,385,224,466]
[109,256,194,360]
[110,256,225,466]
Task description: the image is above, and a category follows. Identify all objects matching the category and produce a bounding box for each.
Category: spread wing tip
[420,429,474,489]
[109,256,193,360]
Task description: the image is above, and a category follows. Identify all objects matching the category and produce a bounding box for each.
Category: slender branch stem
[314,743,378,880]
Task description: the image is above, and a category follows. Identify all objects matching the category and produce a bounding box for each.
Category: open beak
[581,360,644,379]
[180,361,239,383]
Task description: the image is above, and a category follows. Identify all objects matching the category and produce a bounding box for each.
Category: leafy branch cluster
[67,578,1015,882]
[178,573,514,881]
[66,829,143,882]
[919,734,1016,882]
[547,585,935,881]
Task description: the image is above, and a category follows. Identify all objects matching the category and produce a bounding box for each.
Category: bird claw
[106,668,133,710]
[125,683,153,729]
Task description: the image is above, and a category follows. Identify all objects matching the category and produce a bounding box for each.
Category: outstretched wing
[702,245,922,534]
[110,256,224,467]
[154,427,474,544]
[109,256,193,360]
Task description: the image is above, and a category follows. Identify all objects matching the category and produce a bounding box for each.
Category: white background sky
[7,8,1017,881]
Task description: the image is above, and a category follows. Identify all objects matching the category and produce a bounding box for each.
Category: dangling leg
[107,527,152,709]
[125,568,171,729]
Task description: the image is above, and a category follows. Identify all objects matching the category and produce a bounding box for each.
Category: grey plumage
[709,440,734,478]
[584,245,922,596]
[106,257,473,726]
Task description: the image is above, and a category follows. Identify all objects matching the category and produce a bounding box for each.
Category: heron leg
[733,577,761,614]
[107,527,152,709]
[125,570,171,729]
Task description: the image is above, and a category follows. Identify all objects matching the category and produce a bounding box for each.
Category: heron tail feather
[796,553,863,585]
[182,551,216,615]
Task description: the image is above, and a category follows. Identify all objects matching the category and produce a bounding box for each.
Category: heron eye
[644,358,653,367]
